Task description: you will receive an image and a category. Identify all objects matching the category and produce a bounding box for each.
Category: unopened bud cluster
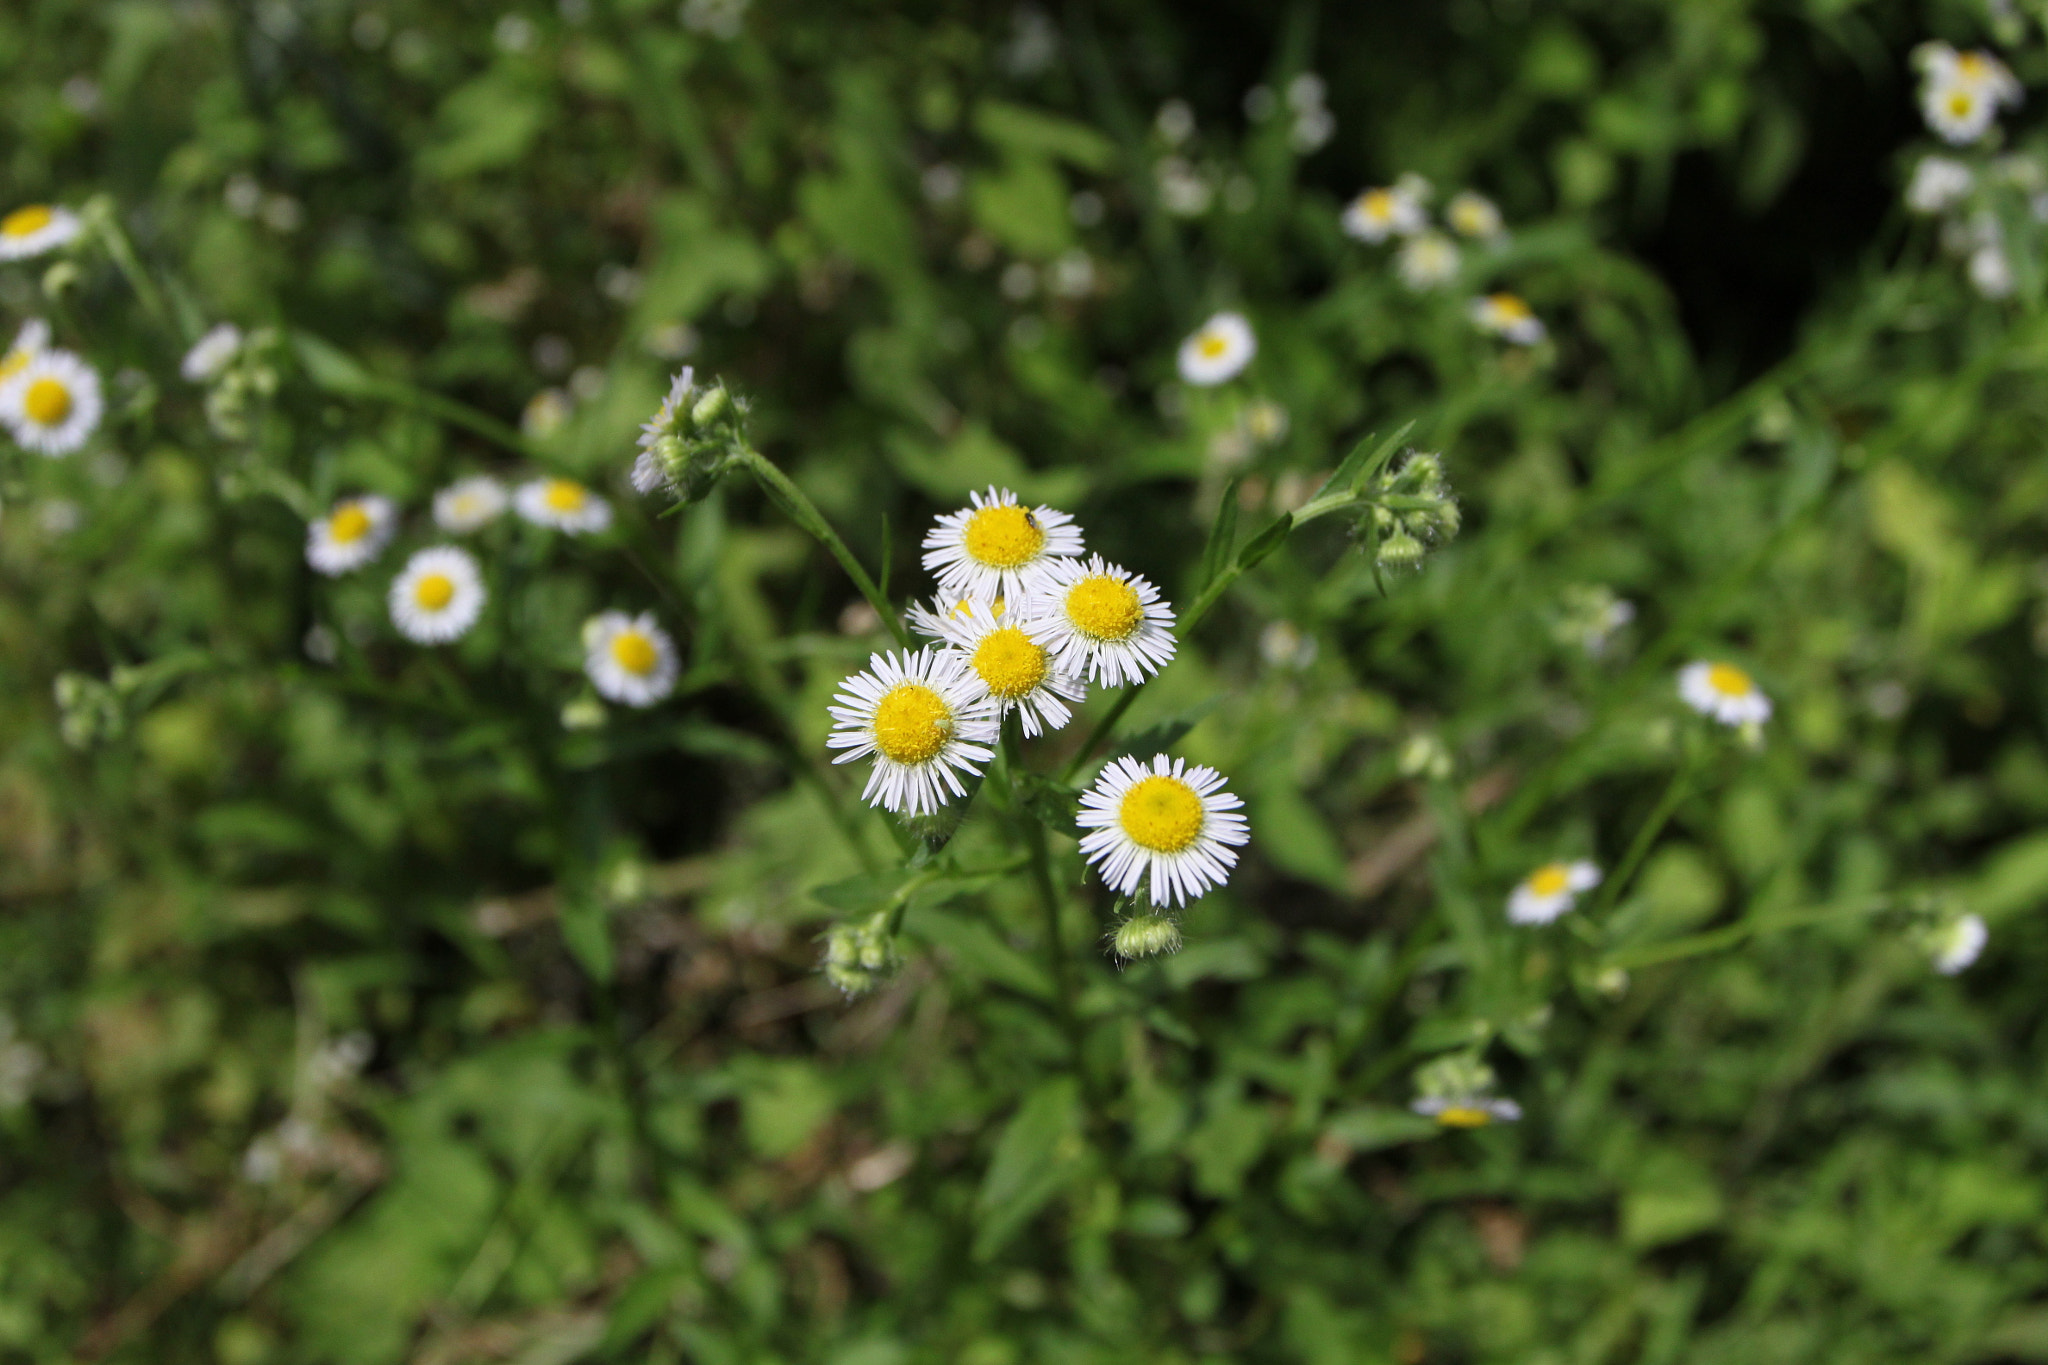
[632,366,748,506]
[202,327,282,442]
[1112,912,1183,961]
[53,672,123,749]
[821,910,900,997]
[1363,450,1459,569]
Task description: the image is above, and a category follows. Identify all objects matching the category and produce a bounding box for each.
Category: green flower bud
[1377,530,1425,568]
[689,384,732,429]
[1112,914,1182,961]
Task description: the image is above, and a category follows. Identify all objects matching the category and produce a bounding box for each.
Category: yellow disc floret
[1118,775,1204,854]
[1706,663,1753,697]
[413,574,455,610]
[0,349,29,381]
[1198,333,1228,359]
[1526,864,1570,898]
[1948,89,1976,119]
[1435,1106,1493,1128]
[871,683,953,765]
[1489,293,1531,323]
[23,378,70,426]
[1064,575,1142,641]
[962,505,1045,569]
[1,206,53,239]
[328,504,372,543]
[544,479,588,512]
[972,627,1048,700]
[611,631,658,676]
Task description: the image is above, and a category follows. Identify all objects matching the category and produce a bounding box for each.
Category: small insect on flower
[1411,1095,1523,1128]
[181,323,243,383]
[1906,156,1975,214]
[922,486,1084,603]
[1932,913,1987,975]
[306,496,397,576]
[1469,292,1547,345]
[1176,311,1257,386]
[1028,554,1177,688]
[1678,660,1772,727]
[433,475,509,533]
[0,319,49,383]
[827,648,998,816]
[0,204,82,261]
[0,349,101,456]
[1445,189,1505,241]
[1507,860,1602,926]
[388,546,487,644]
[1916,44,2022,145]
[925,597,1085,737]
[1397,231,1462,291]
[1340,183,1427,243]
[514,476,612,534]
[1077,754,1250,908]
[583,610,680,707]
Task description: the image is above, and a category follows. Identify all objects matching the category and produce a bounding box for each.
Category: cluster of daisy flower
[1903,43,2042,298]
[0,317,102,457]
[822,482,1249,936]
[1338,175,1544,342]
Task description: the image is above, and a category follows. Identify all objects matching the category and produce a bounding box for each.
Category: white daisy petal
[1934,913,1987,975]
[0,205,82,261]
[514,476,612,534]
[432,475,509,533]
[920,596,1086,738]
[0,319,51,385]
[920,486,1085,604]
[1507,859,1602,926]
[1076,753,1250,908]
[181,323,244,382]
[583,610,680,707]
[0,348,101,456]
[306,494,397,576]
[389,546,487,644]
[1023,554,1176,688]
[827,648,998,816]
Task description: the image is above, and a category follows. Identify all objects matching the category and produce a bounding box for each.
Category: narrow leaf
[1199,477,1243,591]
[1236,512,1293,572]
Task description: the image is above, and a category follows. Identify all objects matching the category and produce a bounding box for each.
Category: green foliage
[3,2,2048,1363]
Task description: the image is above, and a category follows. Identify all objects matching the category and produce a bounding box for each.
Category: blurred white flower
[1155,99,1195,146]
[1469,292,1546,344]
[0,349,102,455]
[389,547,487,644]
[1933,913,1987,974]
[1916,44,2021,145]
[680,0,749,39]
[433,475,509,533]
[1446,190,1506,240]
[181,323,244,382]
[1397,232,1462,290]
[515,476,612,533]
[1341,184,1427,243]
[1906,155,1975,213]
[584,610,681,707]
[0,204,81,261]
[1176,311,1256,386]
[1678,660,1772,726]
[1507,860,1602,925]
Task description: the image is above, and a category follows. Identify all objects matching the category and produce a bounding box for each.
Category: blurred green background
[7,1,2048,1362]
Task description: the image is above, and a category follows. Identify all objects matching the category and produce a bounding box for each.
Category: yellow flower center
[1526,864,1571,898]
[1198,332,1229,359]
[22,377,70,425]
[328,504,372,544]
[1435,1106,1493,1128]
[1361,189,1392,221]
[1117,775,1204,853]
[1488,294,1531,323]
[0,349,29,381]
[610,630,658,676]
[1064,575,1142,641]
[962,504,1044,569]
[871,683,953,765]
[1706,663,1753,698]
[1,205,53,238]
[413,573,456,611]
[1957,53,1989,80]
[544,479,588,512]
[1947,89,1975,118]
[971,626,1048,700]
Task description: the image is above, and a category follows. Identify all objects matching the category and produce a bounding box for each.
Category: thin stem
[733,445,913,649]
[1589,746,1699,920]
[89,204,182,341]
[1601,896,1891,972]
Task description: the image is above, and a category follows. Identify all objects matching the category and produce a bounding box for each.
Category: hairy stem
[732,446,913,649]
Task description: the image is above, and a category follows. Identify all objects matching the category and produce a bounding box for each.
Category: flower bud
[1112,914,1182,960]
[1377,530,1425,568]
[689,384,732,430]
[41,262,80,300]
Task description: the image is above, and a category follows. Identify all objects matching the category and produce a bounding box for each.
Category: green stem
[1601,896,1891,972]
[1004,722,1083,1043]
[1589,748,1698,920]
[733,445,912,649]
[89,204,183,341]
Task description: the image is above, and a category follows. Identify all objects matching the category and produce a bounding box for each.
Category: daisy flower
[181,323,243,382]
[630,449,667,495]
[921,486,1084,604]
[826,648,998,816]
[1176,311,1257,386]
[1339,183,1427,243]
[305,495,397,576]
[1076,753,1249,908]
[1446,189,1505,241]
[1507,860,1602,926]
[1027,554,1176,688]
[1470,292,1546,345]
[1917,46,2021,145]
[1411,1095,1522,1128]
[1397,231,1461,290]
[388,546,486,644]
[1933,912,1987,975]
[583,610,680,708]
[1906,155,1974,214]
[433,475,509,533]
[514,476,612,534]
[1678,660,1772,727]
[0,349,102,456]
[0,319,49,384]
[636,365,696,457]
[926,596,1085,737]
[0,204,81,261]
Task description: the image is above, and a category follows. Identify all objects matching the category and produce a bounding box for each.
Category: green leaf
[1322,1105,1440,1153]
[1115,697,1223,762]
[974,1078,1085,1260]
[1311,421,1414,503]
[420,74,546,179]
[291,330,373,394]
[973,101,1117,170]
[738,1059,838,1159]
[1236,513,1294,572]
[1016,772,1081,829]
[1199,478,1243,593]
[904,902,1054,1001]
